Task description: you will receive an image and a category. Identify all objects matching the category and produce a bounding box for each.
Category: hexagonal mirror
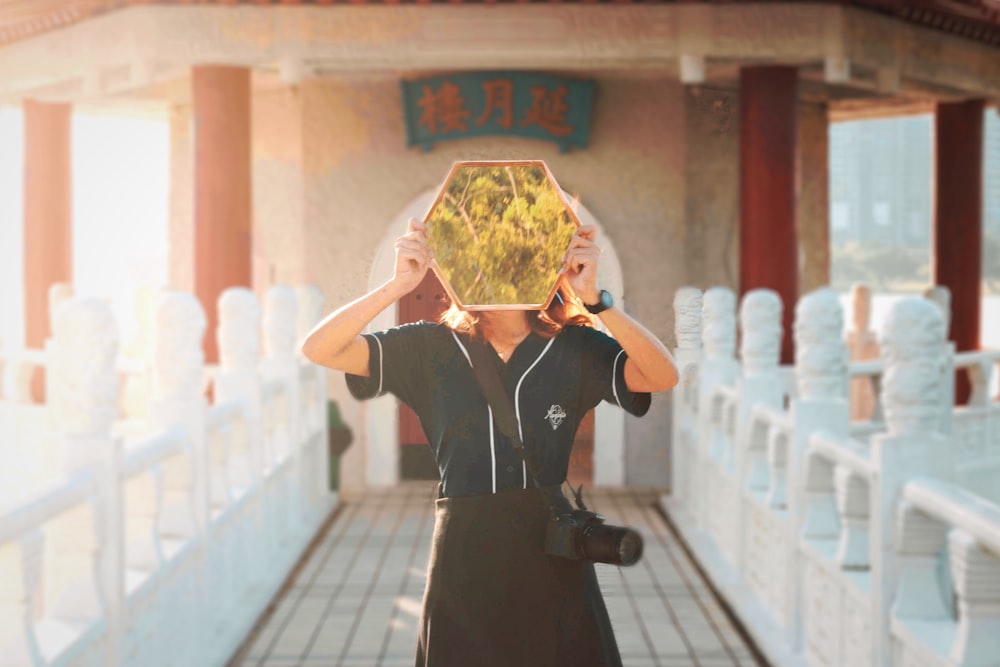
[423,160,581,310]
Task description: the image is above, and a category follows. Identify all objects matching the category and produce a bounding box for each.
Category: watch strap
[584,289,613,315]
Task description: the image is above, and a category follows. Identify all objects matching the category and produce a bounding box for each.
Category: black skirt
[415,485,623,667]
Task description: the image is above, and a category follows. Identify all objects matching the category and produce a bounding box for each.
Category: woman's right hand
[392,217,432,295]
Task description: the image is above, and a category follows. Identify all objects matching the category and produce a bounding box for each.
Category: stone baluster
[672,287,702,507]
[47,297,124,664]
[216,288,263,491]
[0,532,45,666]
[765,427,789,509]
[295,283,329,508]
[262,285,303,524]
[150,291,207,540]
[295,284,326,432]
[846,283,880,421]
[734,290,783,576]
[947,530,1000,665]
[924,285,956,428]
[801,451,839,541]
[834,465,870,570]
[892,502,951,620]
[786,288,852,649]
[737,289,783,468]
[696,287,738,531]
[262,286,299,456]
[871,297,949,666]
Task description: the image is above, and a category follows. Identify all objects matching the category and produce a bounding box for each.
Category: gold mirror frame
[422,160,582,311]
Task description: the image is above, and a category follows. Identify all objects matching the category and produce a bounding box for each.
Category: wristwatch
[584,289,614,315]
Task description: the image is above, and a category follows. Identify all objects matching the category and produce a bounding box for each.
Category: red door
[397,272,450,478]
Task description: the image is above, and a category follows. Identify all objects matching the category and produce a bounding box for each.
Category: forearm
[596,306,678,393]
[301,279,405,372]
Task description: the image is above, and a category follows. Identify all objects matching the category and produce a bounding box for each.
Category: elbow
[300,333,321,365]
[651,359,680,393]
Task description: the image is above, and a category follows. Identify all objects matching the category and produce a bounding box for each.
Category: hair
[439,287,594,340]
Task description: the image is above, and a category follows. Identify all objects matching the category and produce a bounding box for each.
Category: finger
[407,217,427,233]
[395,244,431,266]
[395,238,431,257]
[564,249,598,272]
[575,225,596,240]
[400,230,430,247]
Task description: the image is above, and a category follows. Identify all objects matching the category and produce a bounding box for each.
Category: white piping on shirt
[451,331,498,494]
[514,338,556,489]
[612,349,626,408]
[372,333,385,397]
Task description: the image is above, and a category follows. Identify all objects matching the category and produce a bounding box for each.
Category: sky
[0,108,169,353]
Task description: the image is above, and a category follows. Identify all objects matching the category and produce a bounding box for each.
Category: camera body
[544,508,643,567]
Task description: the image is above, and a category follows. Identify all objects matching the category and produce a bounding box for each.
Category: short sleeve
[345,321,435,408]
[577,326,651,417]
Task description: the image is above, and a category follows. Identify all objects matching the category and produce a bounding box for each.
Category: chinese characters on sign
[401,72,595,152]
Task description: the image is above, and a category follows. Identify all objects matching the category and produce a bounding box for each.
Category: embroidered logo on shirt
[545,404,567,430]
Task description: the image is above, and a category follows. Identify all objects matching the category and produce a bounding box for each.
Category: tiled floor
[228,483,766,667]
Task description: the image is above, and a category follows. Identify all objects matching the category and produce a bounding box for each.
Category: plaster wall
[249,74,687,489]
[798,100,831,294]
[168,104,194,293]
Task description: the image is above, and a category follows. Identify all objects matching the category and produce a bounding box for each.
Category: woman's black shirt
[346,321,650,497]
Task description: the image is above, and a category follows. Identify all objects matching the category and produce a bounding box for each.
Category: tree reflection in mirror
[424,160,581,310]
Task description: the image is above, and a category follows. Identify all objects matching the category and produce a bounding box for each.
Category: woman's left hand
[562,225,602,305]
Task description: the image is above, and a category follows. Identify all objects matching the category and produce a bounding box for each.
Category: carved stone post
[696,287,739,531]
[672,286,702,509]
[871,298,949,667]
[892,502,951,621]
[295,283,330,508]
[150,291,207,540]
[261,285,303,524]
[790,287,850,649]
[925,285,957,423]
[948,530,1000,666]
[735,289,783,575]
[47,297,124,665]
[216,288,263,490]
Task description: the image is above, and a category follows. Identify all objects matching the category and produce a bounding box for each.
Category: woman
[302,218,678,667]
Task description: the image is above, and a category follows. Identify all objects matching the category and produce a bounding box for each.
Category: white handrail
[807,430,875,479]
[121,426,188,479]
[0,470,97,544]
[903,477,1000,556]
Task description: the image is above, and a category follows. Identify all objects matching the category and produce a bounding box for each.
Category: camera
[544,508,644,567]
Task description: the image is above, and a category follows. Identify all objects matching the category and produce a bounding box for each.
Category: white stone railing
[0,282,332,667]
[664,285,1000,667]
[892,477,1000,667]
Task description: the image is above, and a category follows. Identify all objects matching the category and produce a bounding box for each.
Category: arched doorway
[364,190,626,488]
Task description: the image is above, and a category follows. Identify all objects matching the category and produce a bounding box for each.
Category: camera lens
[582,524,644,566]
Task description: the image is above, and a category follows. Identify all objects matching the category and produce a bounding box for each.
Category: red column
[22,100,73,403]
[934,99,984,404]
[739,66,799,364]
[192,65,252,363]
[23,100,72,350]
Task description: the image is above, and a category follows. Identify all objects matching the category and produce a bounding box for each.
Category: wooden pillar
[192,65,252,364]
[739,66,799,363]
[23,100,72,350]
[934,99,984,403]
[22,100,72,403]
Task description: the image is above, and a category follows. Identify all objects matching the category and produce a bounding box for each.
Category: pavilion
[2,0,998,493]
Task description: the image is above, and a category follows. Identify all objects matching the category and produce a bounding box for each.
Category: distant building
[830,109,1000,248]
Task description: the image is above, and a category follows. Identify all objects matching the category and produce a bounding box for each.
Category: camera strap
[465,339,587,516]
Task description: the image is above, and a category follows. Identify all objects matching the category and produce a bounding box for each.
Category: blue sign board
[401,72,595,153]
